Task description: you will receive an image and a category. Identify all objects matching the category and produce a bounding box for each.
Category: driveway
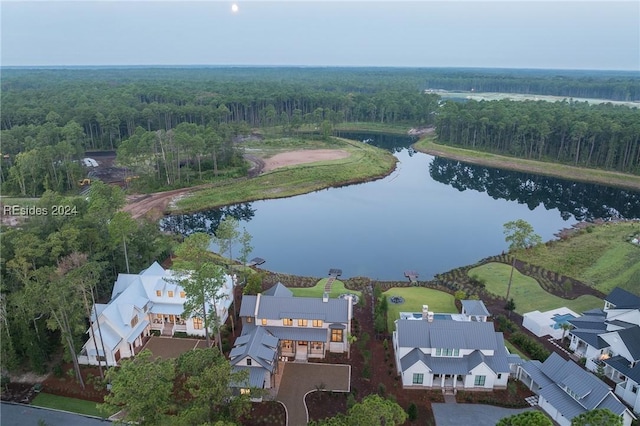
[276,363,350,426]
[140,336,207,359]
[432,402,533,426]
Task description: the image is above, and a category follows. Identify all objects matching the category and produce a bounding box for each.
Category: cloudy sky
[2,1,638,70]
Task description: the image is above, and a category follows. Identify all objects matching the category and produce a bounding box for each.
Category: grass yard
[383,287,457,332]
[514,222,640,295]
[290,279,361,299]
[504,340,530,361]
[175,137,396,213]
[469,263,602,314]
[31,393,112,418]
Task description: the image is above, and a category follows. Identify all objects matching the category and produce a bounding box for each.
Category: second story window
[313,320,323,327]
[298,319,308,327]
[283,318,293,326]
[156,290,162,297]
[168,291,174,298]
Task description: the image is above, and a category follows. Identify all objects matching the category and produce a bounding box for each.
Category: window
[193,317,203,330]
[313,320,323,327]
[130,316,139,328]
[246,359,252,366]
[240,388,250,395]
[180,291,186,298]
[632,385,638,394]
[261,319,267,326]
[168,291,174,298]
[282,340,293,350]
[474,375,486,386]
[298,319,308,327]
[156,290,162,297]
[412,373,424,385]
[311,342,323,350]
[246,317,253,323]
[331,329,343,342]
[283,318,293,326]
[497,374,502,380]
[435,348,460,357]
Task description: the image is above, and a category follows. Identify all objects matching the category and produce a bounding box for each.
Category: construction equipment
[78,178,91,186]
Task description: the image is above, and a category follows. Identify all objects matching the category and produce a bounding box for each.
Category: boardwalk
[404,270,419,283]
[325,268,342,293]
[247,257,265,267]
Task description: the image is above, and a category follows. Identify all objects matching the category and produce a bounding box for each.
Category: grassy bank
[174,137,396,213]
[333,122,411,135]
[290,279,362,299]
[514,222,640,295]
[414,137,640,191]
[31,393,112,418]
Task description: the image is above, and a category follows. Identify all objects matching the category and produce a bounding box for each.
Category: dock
[404,270,419,283]
[325,268,342,292]
[247,257,266,267]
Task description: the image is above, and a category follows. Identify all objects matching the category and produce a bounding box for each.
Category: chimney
[254,293,261,318]
[422,305,429,320]
[323,292,329,303]
[427,311,434,322]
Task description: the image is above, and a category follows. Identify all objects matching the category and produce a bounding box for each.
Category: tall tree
[214,217,240,263]
[101,349,175,425]
[173,233,227,351]
[570,409,623,426]
[497,411,552,426]
[503,220,542,303]
[108,211,138,274]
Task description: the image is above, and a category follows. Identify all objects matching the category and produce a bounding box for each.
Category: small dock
[404,270,419,283]
[325,268,342,292]
[247,257,266,267]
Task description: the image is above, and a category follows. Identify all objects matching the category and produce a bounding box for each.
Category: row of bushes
[510,332,550,361]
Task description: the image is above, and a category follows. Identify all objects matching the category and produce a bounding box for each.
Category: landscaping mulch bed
[41,365,107,403]
[241,401,286,426]
[1,382,39,404]
[456,380,533,408]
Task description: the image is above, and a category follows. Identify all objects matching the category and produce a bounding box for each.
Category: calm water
[162,133,640,280]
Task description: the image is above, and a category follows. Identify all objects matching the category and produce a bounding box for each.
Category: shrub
[510,332,550,361]
[362,364,371,378]
[407,402,418,421]
[377,383,386,396]
[346,393,356,409]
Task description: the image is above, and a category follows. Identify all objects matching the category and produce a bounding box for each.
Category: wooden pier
[325,268,342,292]
[404,270,418,283]
[247,257,266,267]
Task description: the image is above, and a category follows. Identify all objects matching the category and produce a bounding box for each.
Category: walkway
[276,363,350,426]
[324,268,342,293]
[547,337,579,361]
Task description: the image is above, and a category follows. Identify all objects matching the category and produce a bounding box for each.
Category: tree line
[435,99,640,174]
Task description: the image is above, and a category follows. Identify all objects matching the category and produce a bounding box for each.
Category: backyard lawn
[383,287,457,331]
[290,279,361,299]
[31,393,113,418]
[468,263,602,314]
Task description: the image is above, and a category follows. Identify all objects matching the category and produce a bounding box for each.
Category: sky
[1,1,639,70]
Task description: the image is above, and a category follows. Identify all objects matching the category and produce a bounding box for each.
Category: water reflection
[429,157,640,221]
[161,203,256,236]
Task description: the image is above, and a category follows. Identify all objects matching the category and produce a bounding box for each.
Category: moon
[231,4,239,13]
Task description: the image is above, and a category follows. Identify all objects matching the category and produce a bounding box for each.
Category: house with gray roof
[78,261,235,366]
[460,300,490,322]
[517,352,635,426]
[392,318,512,391]
[238,283,352,363]
[566,287,640,415]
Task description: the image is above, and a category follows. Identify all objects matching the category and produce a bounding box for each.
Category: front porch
[150,313,187,336]
[280,340,325,361]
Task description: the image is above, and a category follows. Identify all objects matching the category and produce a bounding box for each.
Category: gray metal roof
[520,360,554,388]
[265,326,328,342]
[231,366,268,388]
[570,330,609,349]
[604,355,640,383]
[400,348,428,371]
[239,295,258,317]
[539,383,586,421]
[615,326,640,360]
[262,283,293,297]
[399,348,510,375]
[255,296,349,323]
[597,393,629,416]
[606,287,640,309]
[396,320,499,351]
[229,327,278,372]
[461,300,490,316]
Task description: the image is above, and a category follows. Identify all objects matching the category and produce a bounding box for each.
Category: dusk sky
[2,1,639,70]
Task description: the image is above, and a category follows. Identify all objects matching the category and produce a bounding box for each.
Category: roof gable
[396,320,499,351]
[606,287,640,309]
[262,283,293,297]
[461,300,490,316]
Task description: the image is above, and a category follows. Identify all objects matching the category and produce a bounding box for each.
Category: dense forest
[435,99,640,174]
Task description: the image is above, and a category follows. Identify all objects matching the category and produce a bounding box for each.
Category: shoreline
[413,137,640,192]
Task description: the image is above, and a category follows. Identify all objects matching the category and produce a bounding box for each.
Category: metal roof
[126,320,149,344]
[229,327,278,372]
[262,283,293,297]
[396,320,500,351]
[614,326,640,360]
[606,287,640,309]
[539,383,586,421]
[604,355,640,383]
[570,330,609,349]
[231,366,268,388]
[461,300,490,316]
[240,295,258,317]
[265,326,328,342]
[520,360,554,388]
[399,348,511,375]
[257,296,349,323]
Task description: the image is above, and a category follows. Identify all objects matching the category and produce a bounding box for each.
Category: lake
[161,133,640,280]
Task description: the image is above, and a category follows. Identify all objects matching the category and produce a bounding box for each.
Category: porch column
[453,374,457,388]
[441,375,445,387]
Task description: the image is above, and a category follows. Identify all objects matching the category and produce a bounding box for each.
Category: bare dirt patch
[262,149,350,172]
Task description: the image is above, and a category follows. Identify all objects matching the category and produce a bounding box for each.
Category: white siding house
[78,262,235,366]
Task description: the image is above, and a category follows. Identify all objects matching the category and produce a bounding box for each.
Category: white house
[522,307,579,340]
[567,287,640,415]
[517,352,635,426]
[78,261,235,366]
[393,318,512,392]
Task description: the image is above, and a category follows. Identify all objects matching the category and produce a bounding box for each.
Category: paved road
[1,402,111,426]
[432,402,533,426]
[276,363,350,426]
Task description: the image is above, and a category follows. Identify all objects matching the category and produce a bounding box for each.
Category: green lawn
[504,340,530,361]
[31,393,112,418]
[469,263,602,314]
[383,287,457,332]
[514,222,640,295]
[290,279,361,299]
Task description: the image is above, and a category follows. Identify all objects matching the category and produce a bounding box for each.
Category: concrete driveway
[432,402,533,426]
[276,363,350,426]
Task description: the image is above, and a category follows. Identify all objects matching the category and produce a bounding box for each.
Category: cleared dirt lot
[262,149,350,172]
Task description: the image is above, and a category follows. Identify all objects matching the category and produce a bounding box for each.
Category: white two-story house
[393,315,512,392]
[567,287,640,415]
[78,261,235,366]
